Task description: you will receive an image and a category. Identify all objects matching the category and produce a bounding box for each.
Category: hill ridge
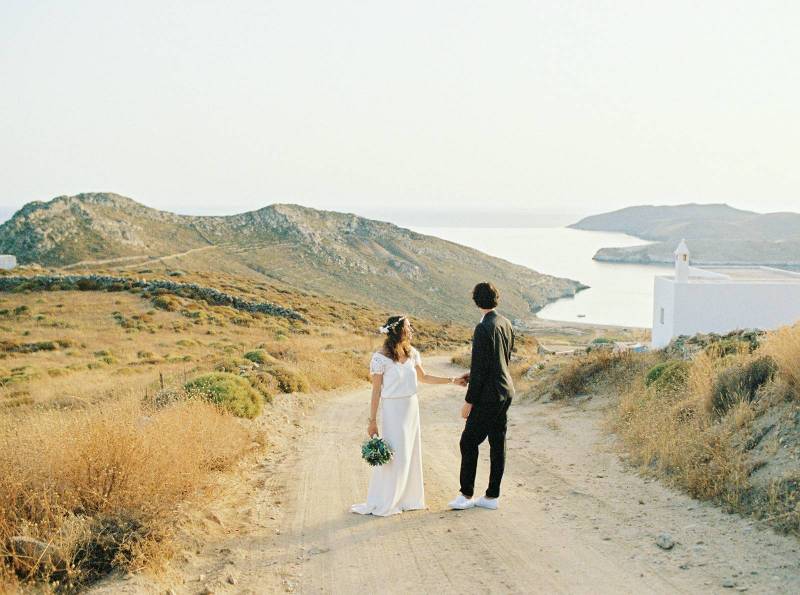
[0,192,585,323]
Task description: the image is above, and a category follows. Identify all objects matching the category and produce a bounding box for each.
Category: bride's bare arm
[367,374,382,436]
[416,364,461,385]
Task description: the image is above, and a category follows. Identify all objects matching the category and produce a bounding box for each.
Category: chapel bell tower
[675,239,690,283]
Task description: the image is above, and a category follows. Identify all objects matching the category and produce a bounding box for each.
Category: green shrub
[645,362,671,387]
[184,372,262,418]
[649,360,690,394]
[710,355,778,415]
[0,341,59,354]
[266,365,310,394]
[243,350,270,365]
[76,278,101,291]
[152,295,181,312]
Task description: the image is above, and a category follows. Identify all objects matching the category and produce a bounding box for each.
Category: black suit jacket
[465,310,516,405]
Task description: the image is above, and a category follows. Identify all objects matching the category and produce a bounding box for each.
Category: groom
[449,282,515,511]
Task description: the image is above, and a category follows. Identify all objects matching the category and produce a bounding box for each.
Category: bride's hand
[368,419,379,437]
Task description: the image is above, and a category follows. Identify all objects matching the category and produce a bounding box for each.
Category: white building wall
[0,255,15,270]
[652,278,800,348]
[673,281,800,337]
[652,277,676,348]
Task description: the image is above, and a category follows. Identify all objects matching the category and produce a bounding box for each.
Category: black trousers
[459,397,511,499]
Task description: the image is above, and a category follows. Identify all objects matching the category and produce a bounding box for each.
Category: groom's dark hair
[472,282,499,309]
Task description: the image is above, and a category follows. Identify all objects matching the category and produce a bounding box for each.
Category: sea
[411,226,672,329]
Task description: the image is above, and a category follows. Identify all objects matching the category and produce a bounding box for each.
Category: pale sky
[1,1,799,223]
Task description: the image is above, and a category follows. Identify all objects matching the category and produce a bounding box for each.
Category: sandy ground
[94,356,800,594]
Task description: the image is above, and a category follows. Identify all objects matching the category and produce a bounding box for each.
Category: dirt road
[99,356,800,594]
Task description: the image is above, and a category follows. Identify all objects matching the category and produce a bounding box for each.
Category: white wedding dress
[351,348,425,516]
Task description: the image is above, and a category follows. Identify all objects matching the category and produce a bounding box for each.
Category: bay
[412,226,672,328]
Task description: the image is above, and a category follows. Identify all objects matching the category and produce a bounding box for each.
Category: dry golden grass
[0,393,255,588]
[0,271,472,588]
[551,349,633,398]
[761,323,800,389]
[614,324,800,516]
[615,369,749,501]
[688,351,723,415]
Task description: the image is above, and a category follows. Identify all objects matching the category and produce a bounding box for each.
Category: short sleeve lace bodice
[370,348,421,399]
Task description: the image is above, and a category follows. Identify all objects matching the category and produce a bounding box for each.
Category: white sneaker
[475,496,499,510]
[448,494,475,510]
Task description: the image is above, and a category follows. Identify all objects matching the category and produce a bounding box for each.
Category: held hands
[457,373,472,418]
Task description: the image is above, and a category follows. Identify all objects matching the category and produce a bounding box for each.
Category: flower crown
[379,316,406,335]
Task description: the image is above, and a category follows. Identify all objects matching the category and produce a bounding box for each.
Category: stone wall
[0,274,305,321]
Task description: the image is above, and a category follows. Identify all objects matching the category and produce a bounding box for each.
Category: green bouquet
[361,436,394,466]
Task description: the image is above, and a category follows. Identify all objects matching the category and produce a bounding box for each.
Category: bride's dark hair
[382,315,412,362]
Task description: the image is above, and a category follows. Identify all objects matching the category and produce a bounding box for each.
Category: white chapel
[651,240,800,348]
[0,255,16,270]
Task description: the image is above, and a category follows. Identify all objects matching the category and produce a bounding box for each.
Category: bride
[351,315,463,516]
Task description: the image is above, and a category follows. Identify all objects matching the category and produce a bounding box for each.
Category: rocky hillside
[0,193,585,323]
[570,204,800,266]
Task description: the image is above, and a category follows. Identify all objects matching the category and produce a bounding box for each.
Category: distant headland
[570,203,800,268]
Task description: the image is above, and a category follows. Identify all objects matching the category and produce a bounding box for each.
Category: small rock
[227,576,237,585]
[655,533,675,550]
[721,578,737,588]
[199,588,214,595]
[679,563,689,570]
[638,499,645,505]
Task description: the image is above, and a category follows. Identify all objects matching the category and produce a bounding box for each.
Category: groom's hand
[461,403,473,419]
